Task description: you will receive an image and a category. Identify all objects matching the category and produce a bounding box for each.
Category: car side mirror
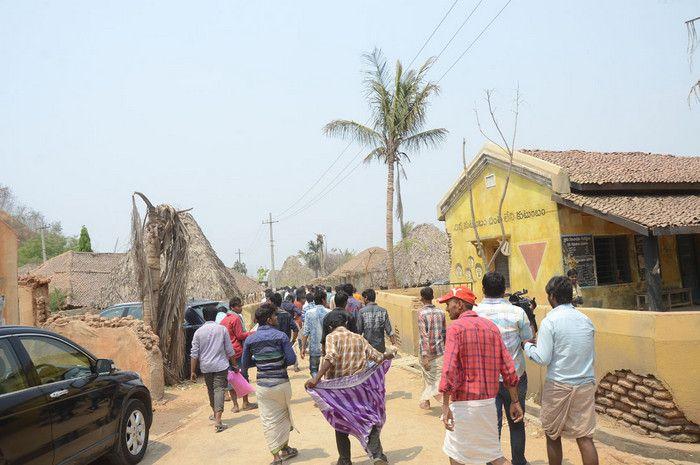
[94,358,115,375]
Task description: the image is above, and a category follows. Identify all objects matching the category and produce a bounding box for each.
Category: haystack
[322,247,388,290]
[394,223,449,287]
[99,213,241,307]
[270,256,315,287]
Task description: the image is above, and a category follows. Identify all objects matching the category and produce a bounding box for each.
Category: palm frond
[363,146,387,164]
[323,119,382,146]
[402,128,448,152]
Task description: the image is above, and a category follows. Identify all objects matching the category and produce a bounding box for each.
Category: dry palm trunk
[132,192,189,384]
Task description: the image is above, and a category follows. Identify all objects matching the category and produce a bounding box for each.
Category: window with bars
[594,236,632,285]
[494,252,511,289]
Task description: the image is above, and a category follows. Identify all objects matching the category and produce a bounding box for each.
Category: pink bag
[227,370,255,397]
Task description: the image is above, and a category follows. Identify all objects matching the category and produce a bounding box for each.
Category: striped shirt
[241,325,297,387]
[417,304,446,358]
[323,326,384,379]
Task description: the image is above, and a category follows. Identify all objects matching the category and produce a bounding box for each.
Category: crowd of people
[188,272,598,465]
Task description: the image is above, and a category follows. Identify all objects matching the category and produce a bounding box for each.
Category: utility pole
[317,233,325,276]
[38,225,48,262]
[263,213,278,289]
[235,248,243,264]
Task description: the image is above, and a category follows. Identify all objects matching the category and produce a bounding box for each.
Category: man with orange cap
[437,286,523,465]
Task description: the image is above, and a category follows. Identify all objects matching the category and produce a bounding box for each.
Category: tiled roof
[31,251,123,309]
[522,149,700,186]
[556,193,700,232]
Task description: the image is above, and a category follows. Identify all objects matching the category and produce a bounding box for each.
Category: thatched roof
[270,256,315,287]
[98,213,241,307]
[228,269,264,295]
[30,251,122,309]
[318,247,388,289]
[394,223,449,287]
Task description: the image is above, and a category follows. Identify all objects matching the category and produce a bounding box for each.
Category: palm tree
[324,49,446,288]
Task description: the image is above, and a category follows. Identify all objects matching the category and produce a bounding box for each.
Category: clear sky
[2,1,698,275]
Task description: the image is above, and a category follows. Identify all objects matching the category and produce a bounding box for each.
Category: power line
[407,0,461,69]
[277,145,367,222]
[273,138,355,218]
[274,0,463,220]
[433,0,486,62]
[437,0,514,83]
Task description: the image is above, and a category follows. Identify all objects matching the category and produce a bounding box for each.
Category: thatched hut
[99,213,241,307]
[270,256,315,288]
[321,247,388,290]
[228,269,264,303]
[394,223,450,287]
[29,251,122,310]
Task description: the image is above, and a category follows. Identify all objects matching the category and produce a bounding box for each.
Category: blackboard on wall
[561,234,597,287]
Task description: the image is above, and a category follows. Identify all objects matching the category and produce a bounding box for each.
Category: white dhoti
[420,355,444,402]
[443,398,503,464]
[257,382,294,454]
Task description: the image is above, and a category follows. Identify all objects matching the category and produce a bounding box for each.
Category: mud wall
[44,314,165,399]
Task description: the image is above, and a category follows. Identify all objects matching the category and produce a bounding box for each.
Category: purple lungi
[307,360,391,454]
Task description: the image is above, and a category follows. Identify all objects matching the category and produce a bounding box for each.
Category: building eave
[437,142,570,221]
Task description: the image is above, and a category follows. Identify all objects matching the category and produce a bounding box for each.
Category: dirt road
[128,357,686,465]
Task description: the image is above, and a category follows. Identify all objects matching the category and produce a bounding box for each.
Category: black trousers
[335,425,385,462]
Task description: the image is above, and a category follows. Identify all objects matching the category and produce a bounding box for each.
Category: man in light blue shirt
[301,289,330,377]
[475,272,533,465]
[524,276,598,465]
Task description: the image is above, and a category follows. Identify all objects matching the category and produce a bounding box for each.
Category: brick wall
[595,369,700,443]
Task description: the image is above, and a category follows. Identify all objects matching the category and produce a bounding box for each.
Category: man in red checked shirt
[220,296,257,413]
[438,286,523,465]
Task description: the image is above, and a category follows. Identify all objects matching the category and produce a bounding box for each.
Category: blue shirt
[275,308,299,339]
[241,326,297,387]
[302,304,329,356]
[475,298,533,377]
[524,304,596,385]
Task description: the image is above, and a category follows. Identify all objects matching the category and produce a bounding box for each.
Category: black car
[0,326,152,465]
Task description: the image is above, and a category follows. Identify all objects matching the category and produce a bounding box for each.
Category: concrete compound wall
[44,316,165,400]
[375,292,700,429]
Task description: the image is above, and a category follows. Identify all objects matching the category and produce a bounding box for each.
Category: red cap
[437,286,476,305]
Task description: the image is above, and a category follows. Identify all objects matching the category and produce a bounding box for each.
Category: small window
[485,174,496,189]
[594,236,632,285]
[0,339,29,395]
[20,336,92,385]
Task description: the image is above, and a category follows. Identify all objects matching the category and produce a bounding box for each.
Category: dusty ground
[97,356,694,465]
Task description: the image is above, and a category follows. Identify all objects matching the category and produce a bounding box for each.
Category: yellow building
[437,143,700,310]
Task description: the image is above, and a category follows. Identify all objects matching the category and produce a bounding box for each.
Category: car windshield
[100,306,125,319]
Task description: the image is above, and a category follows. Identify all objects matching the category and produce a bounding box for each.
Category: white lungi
[443,398,503,464]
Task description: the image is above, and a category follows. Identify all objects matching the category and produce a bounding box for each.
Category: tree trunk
[386,155,398,289]
[143,220,161,331]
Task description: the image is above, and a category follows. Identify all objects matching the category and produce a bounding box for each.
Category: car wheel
[107,398,149,465]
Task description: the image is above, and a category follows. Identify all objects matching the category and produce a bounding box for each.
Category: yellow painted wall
[373,291,700,424]
[444,163,563,304]
[0,221,19,324]
[525,305,700,424]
